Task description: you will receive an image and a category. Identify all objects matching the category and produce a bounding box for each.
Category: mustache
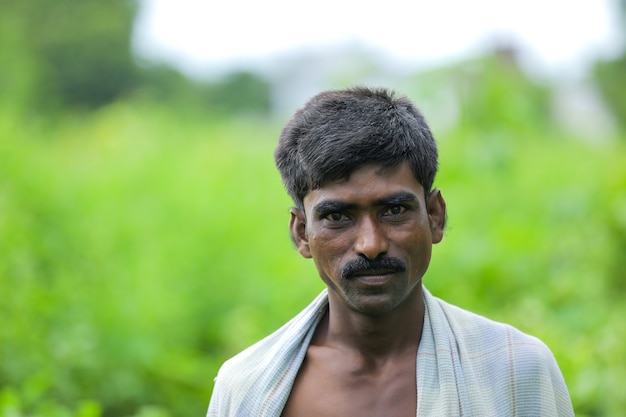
[340,256,406,280]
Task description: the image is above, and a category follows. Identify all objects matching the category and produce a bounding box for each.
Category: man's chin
[345,293,406,316]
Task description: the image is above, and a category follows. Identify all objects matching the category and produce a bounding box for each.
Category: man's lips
[350,269,397,278]
[349,269,400,284]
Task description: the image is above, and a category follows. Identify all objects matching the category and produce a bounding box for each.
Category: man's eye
[325,212,348,221]
[384,205,407,216]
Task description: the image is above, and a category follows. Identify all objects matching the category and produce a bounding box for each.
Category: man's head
[274,87,445,315]
[274,87,439,210]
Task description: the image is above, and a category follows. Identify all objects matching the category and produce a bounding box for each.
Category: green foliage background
[1,1,626,416]
[1,98,625,416]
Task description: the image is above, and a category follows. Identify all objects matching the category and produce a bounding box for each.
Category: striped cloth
[207,287,574,416]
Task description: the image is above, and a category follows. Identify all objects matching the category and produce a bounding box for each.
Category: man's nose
[354,216,389,260]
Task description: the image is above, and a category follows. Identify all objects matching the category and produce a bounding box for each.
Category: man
[207,87,573,416]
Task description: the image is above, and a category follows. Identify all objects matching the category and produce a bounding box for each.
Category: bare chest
[280,348,417,417]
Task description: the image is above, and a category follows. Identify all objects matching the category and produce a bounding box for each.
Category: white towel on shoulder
[207,287,574,416]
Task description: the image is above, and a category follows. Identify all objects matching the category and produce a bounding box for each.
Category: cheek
[308,231,351,272]
[394,223,432,264]
[395,219,431,245]
[407,233,433,273]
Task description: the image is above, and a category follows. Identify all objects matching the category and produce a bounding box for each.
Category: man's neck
[315,286,425,359]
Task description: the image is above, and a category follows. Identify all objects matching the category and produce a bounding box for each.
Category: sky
[133,0,624,79]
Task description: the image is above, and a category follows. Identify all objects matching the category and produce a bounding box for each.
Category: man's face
[290,162,445,315]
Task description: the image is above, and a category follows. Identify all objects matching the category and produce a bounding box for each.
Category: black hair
[274,87,439,209]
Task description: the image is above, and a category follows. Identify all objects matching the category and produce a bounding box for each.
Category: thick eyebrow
[312,200,357,215]
[374,191,420,207]
[312,191,420,215]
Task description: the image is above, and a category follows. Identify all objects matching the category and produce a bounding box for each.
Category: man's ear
[427,188,446,244]
[289,207,312,258]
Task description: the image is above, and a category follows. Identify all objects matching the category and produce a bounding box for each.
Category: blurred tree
[403,43,553,134]
[596,55,626,131]
[0,0,136,110]
[0,1,273,117]
[132,66,273,117]
[33,1,138,109]
[453,45,553,132]
[201,71,272,115]
[133,63,202,103]
[594,0,626,131]
[0,0,137,112]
